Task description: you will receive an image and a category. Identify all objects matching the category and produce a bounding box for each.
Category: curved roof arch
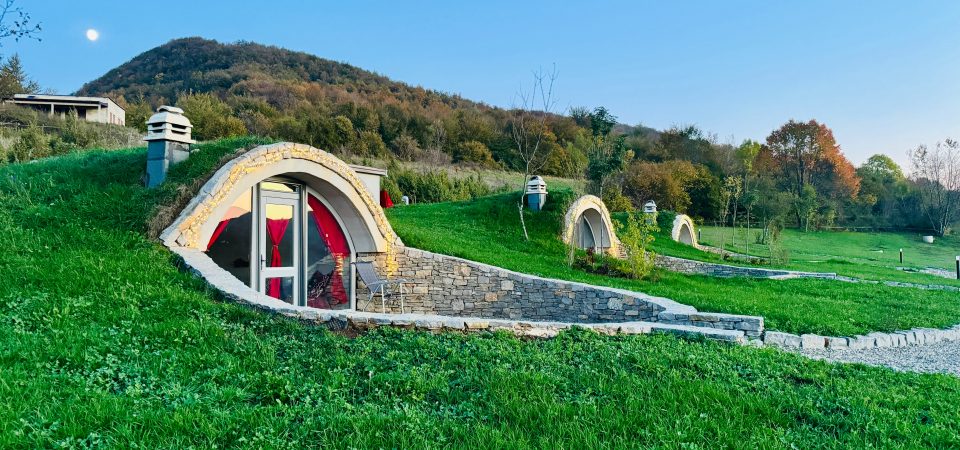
[161,142,399,253]
[561,195,621,256]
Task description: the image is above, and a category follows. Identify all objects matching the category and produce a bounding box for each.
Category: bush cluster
[0,105,141,164]
[382,168,498,204]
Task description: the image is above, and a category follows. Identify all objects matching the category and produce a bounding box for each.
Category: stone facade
[655,254,837,280]
[160,141,399,253]
[670,214,699,247]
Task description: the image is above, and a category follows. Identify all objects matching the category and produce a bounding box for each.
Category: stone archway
[562,195,621,256]
[671,214,698,248]
[161,142,399,253]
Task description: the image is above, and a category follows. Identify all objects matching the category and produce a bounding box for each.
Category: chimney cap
[157,105,184,114]
[146,105,192,127]
[145,105,195,143]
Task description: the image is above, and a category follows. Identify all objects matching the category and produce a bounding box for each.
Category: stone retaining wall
[169,246,754,343]
[358,247,764,337]
[656,254,836,280]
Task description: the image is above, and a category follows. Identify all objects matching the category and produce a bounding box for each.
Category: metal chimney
[144,106,195,187]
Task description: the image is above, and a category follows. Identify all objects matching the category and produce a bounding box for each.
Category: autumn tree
[176,92,247,140]
[910,140,960,236]
[765,119,860,230]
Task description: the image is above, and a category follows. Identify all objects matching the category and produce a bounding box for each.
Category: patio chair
[353,261,412,313]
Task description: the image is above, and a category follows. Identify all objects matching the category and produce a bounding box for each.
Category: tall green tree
[0,54,39,98]
[586,106,628,198]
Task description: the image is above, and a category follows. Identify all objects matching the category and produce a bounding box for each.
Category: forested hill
[76,37,484,114]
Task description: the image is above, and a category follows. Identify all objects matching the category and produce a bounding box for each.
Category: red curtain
[265,218,290,299]
[307,194,349,305]
[205,219,231,251]
[380,189,394,208]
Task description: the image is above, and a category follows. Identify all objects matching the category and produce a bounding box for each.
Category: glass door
[258,185,300,304]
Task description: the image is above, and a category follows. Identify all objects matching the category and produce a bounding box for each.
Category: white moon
[86,29,99,41]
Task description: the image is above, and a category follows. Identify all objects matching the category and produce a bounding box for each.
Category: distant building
[6,94,126,126]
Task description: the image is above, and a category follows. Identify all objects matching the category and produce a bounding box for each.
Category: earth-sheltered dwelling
[671,214,699,247]
[152,110,763,341]
[561,195,621,257]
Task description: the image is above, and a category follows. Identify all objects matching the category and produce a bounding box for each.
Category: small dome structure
[671,214,699,247]
[561,195,621,257]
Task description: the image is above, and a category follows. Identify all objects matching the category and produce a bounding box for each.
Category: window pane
[206,189,252,285]
[265,277,294,304]
[306,194,352,309]
[264,203,294,268]
[261,181,298,192]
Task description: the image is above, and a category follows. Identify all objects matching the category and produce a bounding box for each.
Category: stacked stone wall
[355,247,764,338]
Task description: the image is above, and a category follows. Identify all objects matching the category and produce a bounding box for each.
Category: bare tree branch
[0,0,41,46]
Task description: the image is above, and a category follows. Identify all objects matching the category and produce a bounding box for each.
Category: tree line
[11,35,960,235]
[119,87,960,236]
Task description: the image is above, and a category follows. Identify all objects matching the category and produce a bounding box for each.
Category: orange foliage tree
[765,120,860,229]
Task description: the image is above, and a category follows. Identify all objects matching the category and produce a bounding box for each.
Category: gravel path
[798,341,960,376]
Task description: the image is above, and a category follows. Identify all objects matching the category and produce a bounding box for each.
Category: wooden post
[899,248,903,264]
[955,256,959,280]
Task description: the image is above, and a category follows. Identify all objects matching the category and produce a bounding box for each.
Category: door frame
[248,178,358,309]
[256,184,301,305]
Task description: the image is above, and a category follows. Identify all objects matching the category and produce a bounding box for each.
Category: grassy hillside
[634,219,960,287]
[387,192,960,336]
[700,225,960,282]
[2,139,960,447]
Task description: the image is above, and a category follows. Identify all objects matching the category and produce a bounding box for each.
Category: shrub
[177,92,247,140]
[9,123,49,162]
[602,187,633,212]
[391,134,420,161]
[573,249,635,278]
[616,210,659,279]
[454,140,497,167]
[387,168,495,204]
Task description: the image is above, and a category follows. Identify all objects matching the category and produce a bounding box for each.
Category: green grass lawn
[696,225,960,286]
[4,140,960,447]
[388,191,960,337]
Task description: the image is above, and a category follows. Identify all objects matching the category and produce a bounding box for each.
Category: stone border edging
[656,254,837,280]
[835,275,960,293]
[764,325,960,350]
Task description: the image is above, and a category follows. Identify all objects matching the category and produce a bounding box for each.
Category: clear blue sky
[13,1,960,167]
